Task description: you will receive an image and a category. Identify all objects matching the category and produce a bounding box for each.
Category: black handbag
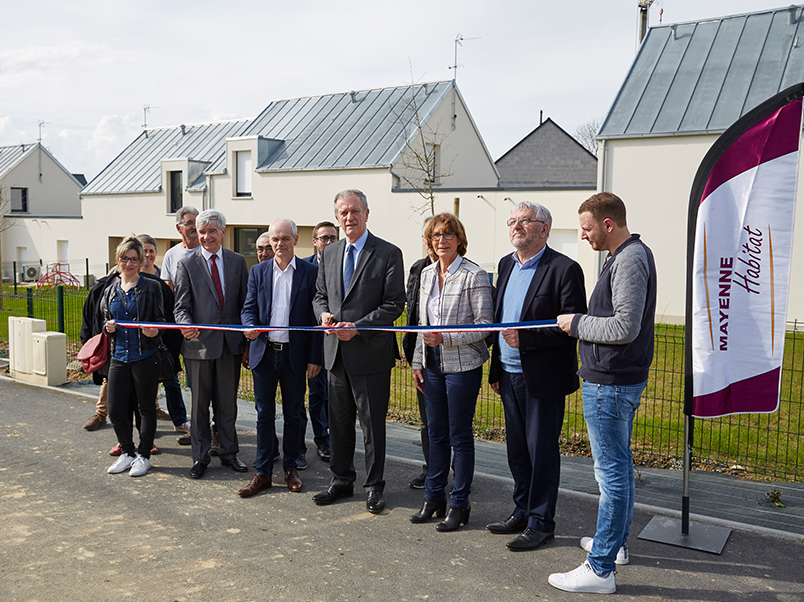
[156,338,176,382]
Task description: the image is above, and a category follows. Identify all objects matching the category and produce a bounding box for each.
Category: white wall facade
[601,133,804,323]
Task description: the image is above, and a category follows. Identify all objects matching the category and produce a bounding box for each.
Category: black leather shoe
[506,528,554,551]
[189,462,207,479]
[410,497,447,523]
[312,485,354,506]
[221,456,248,472]
[366,491,385,514]
[486,514,528,534]
[436,506,471,532]
[317,444,331,462]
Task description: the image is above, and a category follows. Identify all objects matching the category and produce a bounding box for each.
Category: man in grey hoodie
[552,192,656,595]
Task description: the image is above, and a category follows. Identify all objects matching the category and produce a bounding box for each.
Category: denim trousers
[423,347,482,508]
[107,354,160,459]
[253,347,306,475]
[300,367,330,451]
[582,380,646,575]
[162,373,188,426]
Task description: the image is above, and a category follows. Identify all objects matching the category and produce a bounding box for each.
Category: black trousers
[327,350,390,492]
[107,354,160,459]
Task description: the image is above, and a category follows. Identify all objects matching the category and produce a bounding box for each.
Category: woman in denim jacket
[410,213,492,531]
[99,236,165,477]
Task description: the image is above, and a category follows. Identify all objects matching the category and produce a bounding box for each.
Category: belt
[268,342,288,351]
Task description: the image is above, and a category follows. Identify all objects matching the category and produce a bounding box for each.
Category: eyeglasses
[119,257,140,264]
[430,232,456,242]
[315,235,338,243]
[507,217,545,228]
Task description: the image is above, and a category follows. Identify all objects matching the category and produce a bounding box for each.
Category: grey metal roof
[82,119,251,195]
[83,81,457,194]
[599,5,804,139]
[0,143,34,179]
[244,81,454,172]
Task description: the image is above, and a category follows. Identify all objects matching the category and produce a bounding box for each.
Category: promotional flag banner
[688,84,804,418]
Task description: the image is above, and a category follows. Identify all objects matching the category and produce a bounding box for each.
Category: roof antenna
[143,104,159,138]
[449,33,480,129]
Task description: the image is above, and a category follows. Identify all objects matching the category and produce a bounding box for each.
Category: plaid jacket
[412,257,493,372]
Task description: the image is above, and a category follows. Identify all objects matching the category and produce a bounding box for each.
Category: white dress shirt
[269,256,296,343]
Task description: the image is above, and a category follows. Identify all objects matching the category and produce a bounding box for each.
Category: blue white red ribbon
[114,319,558,333]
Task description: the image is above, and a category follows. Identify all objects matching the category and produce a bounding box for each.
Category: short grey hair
[197,209,226,230]
[256,232,271,245]
[512,201,552,235]
[175,205,198,225]
[269,218,298,237]
[334,189,368,212]
[137,233,157,249]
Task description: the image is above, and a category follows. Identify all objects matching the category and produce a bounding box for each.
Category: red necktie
[210,254,224,307]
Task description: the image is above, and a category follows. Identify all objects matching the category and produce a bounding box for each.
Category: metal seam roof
[599,4,804,139]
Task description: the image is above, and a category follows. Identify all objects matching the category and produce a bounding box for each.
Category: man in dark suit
[312,189,405,514]
[297,220,339,467]
[487,201,587,551]
[237,219,323,497]
[174,209,249,479]
[401,218,435,489]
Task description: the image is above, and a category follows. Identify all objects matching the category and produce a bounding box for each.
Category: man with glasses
[487,201,587,552]
[162,206,200,292]
[256,232,275,263]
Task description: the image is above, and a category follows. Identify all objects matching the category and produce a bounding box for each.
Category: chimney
[180,124,186,135]
[350,91,357,103]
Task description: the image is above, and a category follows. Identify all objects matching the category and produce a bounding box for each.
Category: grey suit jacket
[313,231,405,375]
[174,247,249,360]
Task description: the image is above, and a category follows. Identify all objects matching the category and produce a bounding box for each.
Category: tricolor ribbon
[114,319,558,333]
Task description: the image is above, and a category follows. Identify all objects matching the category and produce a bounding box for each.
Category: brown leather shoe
[155,407,172,421]
[284,469,303,492]
[238,474,272,498]
[83,413,106,431]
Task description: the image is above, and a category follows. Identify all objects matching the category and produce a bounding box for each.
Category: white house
[598,4,804,323]
[0,142,84,282]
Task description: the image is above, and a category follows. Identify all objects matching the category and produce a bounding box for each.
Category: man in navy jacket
[238,218,323,497]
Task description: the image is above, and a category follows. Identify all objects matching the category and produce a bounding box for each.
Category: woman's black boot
[436,505,471,532]
[410,497,447,523]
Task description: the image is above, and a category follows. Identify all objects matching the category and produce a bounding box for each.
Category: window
[234,226,262,271]
[236,151,252,197]
[169,171,183,213]
[10,187,28,212]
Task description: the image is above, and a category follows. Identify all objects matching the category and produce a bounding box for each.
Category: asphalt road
[1,377,803,602]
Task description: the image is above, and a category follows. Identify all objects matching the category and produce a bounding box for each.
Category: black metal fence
[1,285,801,482]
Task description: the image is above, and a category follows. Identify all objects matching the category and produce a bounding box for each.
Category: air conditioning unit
[21,265,41,281]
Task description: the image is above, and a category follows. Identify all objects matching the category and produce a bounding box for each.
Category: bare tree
[0,185,15,311]
[393,72,454,216]
[573,116,603,157]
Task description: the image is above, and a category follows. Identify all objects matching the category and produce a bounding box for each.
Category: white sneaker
[174,422,191,433]
[549,561,616,594]
[580,536,629,565]
[129,454,151,477]
[108,453,136,474]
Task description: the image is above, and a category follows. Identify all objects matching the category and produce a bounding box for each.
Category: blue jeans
[162,373,188,426]
[423,347,482,508]
[582,380,645,576]
[301,367,330,451]
[253,347,306,475]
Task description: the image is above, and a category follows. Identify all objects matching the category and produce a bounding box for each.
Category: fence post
[57,285,65,333]
[13,260,17,293]
[27,288,33,318]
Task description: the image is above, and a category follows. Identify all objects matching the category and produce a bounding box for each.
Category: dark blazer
[312,231,405,375]
[303,253,319,267]
[489,245,587,399]
[174,247,249,360]
[241,257,323,374]
[402,256,432,366]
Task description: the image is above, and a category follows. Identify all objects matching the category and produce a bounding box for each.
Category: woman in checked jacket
[410,212,493,532]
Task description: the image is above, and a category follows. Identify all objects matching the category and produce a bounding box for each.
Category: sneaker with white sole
[580,537,630,565]
[548,561,616,594]
[174,422,191,434]
[108,453,136,474]
[129,454,151,477]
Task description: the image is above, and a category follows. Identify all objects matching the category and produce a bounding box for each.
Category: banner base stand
[638,516,731,554]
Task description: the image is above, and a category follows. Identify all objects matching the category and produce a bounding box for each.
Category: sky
[0,0,794,180]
